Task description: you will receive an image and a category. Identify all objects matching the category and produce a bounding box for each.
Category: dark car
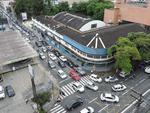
[5,85,15,97]
[35,41,42,47]
[66,60,74,68]
[53,50,61,57]
[41,40,48,46]
[65,97,84,111]
[58,60,66,68]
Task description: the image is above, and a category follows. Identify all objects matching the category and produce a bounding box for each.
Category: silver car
[100,93,119,103]
[112,84,127,92]
[105,76,118,83]
[85,81,98,91]
[72,82,85,93]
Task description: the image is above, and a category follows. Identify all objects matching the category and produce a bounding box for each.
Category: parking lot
[0,64,52,113]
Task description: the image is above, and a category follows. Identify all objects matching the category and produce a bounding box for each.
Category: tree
[127,32,150,60]
[108,37,141,73]
[58,2,69,12]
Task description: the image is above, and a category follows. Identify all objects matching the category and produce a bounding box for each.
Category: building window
[91,24,97,28]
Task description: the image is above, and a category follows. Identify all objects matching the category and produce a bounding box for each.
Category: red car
[69,69,81,81]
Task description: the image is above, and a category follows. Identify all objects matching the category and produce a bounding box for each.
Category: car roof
[104,93,112,97]
[80,108,89,113]
[58,70,63,73]
[73,82,81,86]
[114,84,122,88]
[91,74,97,77]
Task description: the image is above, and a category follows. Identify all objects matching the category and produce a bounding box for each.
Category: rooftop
[0,31,37,66]
[35,15,146,49]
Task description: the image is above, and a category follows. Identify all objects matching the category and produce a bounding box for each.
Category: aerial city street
[0,0,150,113]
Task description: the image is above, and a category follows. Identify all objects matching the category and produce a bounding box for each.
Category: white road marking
[139,78,145,84]
[120,88,150,113]
[98,105,109,113]
[89,97,98,104]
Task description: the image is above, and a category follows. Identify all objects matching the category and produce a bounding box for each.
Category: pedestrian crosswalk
[49,103,66,113]
[59,76,93,99]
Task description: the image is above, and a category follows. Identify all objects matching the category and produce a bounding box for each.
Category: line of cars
[0,85,15,99]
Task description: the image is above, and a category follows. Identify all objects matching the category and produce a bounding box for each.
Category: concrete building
[32,12,146,70]
[104,0,150,26]
[0,30,38,74]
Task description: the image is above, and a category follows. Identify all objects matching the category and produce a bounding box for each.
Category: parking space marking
[98,104,109,113]
[139,78,146,84]
[89,97,98,104]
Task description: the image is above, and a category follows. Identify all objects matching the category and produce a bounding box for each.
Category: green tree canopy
[108,37,141,73]
[127,32,150,60]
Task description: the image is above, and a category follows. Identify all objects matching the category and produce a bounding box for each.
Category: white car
[100,93,119,103]
[85,81,98,91]
[90,74,102,83]
[39,52,46,60]
[49,53,57,61]
[145,66,150,74]
[0,85,5,99]
[58,70,67,79]
[59,56,67,62]
[80,106,94,113]
[72,82,84,93]
[105,76,118,83]
[25,38,30,43]
[41,47,47,52]
[119,71,130,78]
[112,84,127,92]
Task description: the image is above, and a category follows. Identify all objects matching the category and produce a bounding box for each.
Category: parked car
[72,82,84,93]
[80,106,94,113]
[119,71,130,78]
[59,56,67,62]
[58,69,67,79]
[105,76,118,83]
[145,66,150,74]
[48,60,56,69]
[69,69,80,81]
[49,53,57,61]
[41,46,47,52]
[65,97,84,111]
[35,41,42,47]
[39,52,46,60]
[53,50,61,57]
[112,84,127,92]
[58,60,66,68]
[41,40,48,46]
[85,81,98,91]
[66,60,74,68]
[5,85,15,97]
[75,67,86,76]
[100,93,119,103]
[0,85,5,99]
[90,74,102,83]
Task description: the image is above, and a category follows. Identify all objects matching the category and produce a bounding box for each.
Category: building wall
[104,0,150,26]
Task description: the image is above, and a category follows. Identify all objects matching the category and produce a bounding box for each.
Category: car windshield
[77,85,82,88]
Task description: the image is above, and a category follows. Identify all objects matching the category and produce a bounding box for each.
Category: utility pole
[130,89,144,113]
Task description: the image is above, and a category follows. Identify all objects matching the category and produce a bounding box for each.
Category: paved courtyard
[0,64,52,113]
